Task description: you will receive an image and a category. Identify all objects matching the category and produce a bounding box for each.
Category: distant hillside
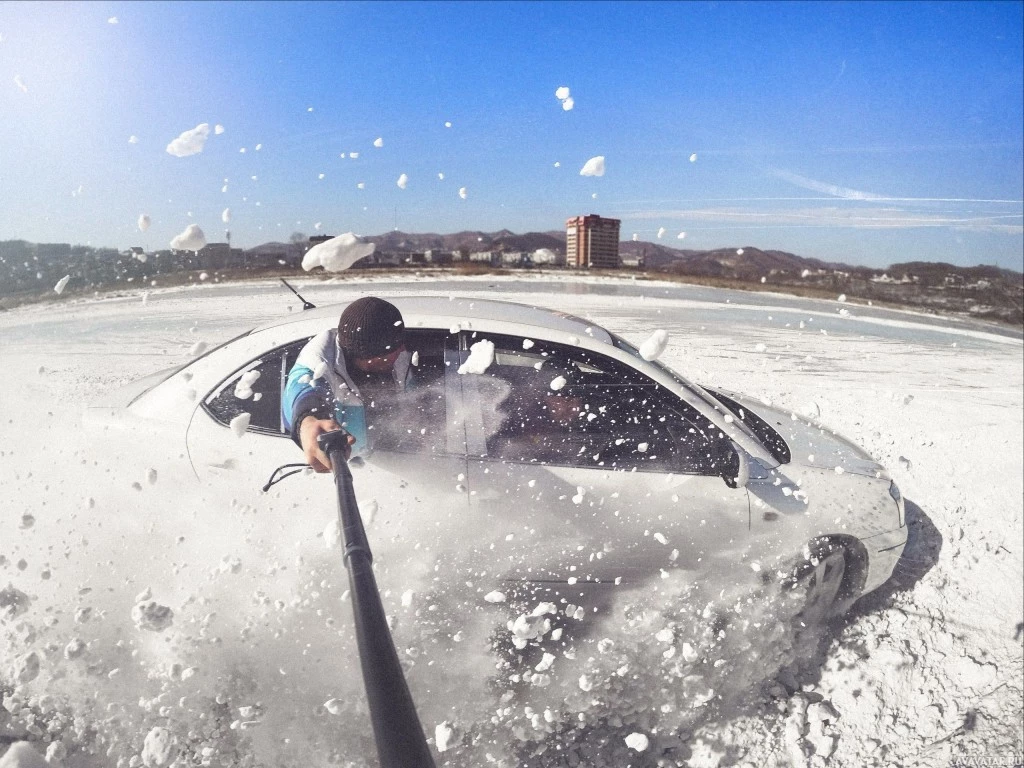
[363,229,565,254]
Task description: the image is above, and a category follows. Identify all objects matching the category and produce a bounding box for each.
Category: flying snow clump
[657,227,666,239]
[107,16,118,24]
[229,412,251,437]
[141,727,176,767]
[214,124,224,134]
[128,135,139,144]
[435,722,457,752]
[0,742,48,767]
[165,123,210,157]
[170,224,206,252]
[579,156,605,177]
[689,153,698,163]
[54,275,71,294]
[555,86,570,100]
[444,121,452,128]
[397,173,408,189]
[14,75,28,93]
[233,370,259,399]
[639,329,669,361]
[221,207,231,224]
[131,600,174,632]
[458,340,495,375]
[301,233,376,272]
[625,733,650,752]
[561,96,575,110]
[458,187,467,200]
[677,231,686,240]
[373,137,384,148]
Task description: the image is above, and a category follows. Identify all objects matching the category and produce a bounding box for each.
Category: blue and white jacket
[281,328,412,457]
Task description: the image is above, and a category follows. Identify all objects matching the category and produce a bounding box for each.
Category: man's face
[352,346,403,374]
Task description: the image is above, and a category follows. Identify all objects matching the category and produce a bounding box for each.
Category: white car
[85,296,907,619]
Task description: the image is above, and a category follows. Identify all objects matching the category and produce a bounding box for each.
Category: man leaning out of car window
[281,296,412,472]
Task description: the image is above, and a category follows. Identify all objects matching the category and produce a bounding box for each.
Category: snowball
[301,232,376,272]
[214,124,224,134]
[373,137,384,148]
[689,153,698,163]
[483,591,506,603]
[132,600,174,632]
[457,340,495,375]
[438,172,445,180]
[165,123,210,157]
[170,224,206,252]
[535,652,556,672]
[625,733,650,752]
[655,628,674,643]
[737,248,744,255]
[138,213,151,232]
[657,227,666,238]
[324,698,343,715]
[54,275,71,294]
[221,207,231,223]
[555,86,570,100]
[128,134,139,144]
[12,651,40,684]
[639,329,668,361]
[396,173,408,189]
[435,721,457,752]
[550,375,567,391]
[571,486,585,504]
[323,517,341,549]
[523,339,534,349]
[458,187,467,199]
[653,532,668,545]
[677,231,686,239]
[0,742,48,768]
[230,413,251,437]
[579,156,605,177]
[561,96,574,111]
[142,726,176,767]
[579,675,593,691]
[234,369,260,399]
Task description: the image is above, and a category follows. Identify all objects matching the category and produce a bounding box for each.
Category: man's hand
[299,417,355,472]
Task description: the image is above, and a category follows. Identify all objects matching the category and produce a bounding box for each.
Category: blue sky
[1,0,1021,269]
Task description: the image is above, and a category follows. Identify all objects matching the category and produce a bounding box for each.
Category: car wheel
[786,547,847,625]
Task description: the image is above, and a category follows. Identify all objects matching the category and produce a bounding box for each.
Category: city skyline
[0,1,1021,270]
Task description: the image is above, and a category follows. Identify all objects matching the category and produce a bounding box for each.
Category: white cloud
[397,173,408,189]
[301,233,375,272]
[165,123,210,158]
[458,187,467,200]
[579,156,605,177]
[128,135,139,144]
[214,124,224,134]
[137,214,151,232]
[221,208,231,224]
[170,224,206,252]
[373,137,384,148]
[14,75,27,93]
[772,168,884,200]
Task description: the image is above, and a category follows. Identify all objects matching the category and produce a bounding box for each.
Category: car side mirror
[722,443,750,489]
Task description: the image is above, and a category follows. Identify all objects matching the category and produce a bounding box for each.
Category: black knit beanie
[337,297,405,359]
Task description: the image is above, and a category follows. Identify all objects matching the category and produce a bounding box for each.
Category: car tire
[786,547,848,625]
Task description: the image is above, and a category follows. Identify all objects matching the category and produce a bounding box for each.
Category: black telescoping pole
[317,431,436,768]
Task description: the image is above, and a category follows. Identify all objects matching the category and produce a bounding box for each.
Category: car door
[458,331,751,587]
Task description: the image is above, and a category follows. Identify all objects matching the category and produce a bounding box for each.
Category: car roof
[253,295,617,346]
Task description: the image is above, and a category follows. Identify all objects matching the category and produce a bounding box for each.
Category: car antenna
[280,278,316,310]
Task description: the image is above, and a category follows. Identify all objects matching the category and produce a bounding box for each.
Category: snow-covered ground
[1,274,1021,768]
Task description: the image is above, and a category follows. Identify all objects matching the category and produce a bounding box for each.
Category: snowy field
[1,274,1021,768]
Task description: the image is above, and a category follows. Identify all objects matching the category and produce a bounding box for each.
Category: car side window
[365,328,451,455]
[467,333,735,475]
[203,338,312,435]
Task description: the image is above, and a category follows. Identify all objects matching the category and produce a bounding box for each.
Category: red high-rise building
[565,214,621,269]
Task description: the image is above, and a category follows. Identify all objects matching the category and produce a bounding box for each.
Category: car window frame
[459,330,740,476]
